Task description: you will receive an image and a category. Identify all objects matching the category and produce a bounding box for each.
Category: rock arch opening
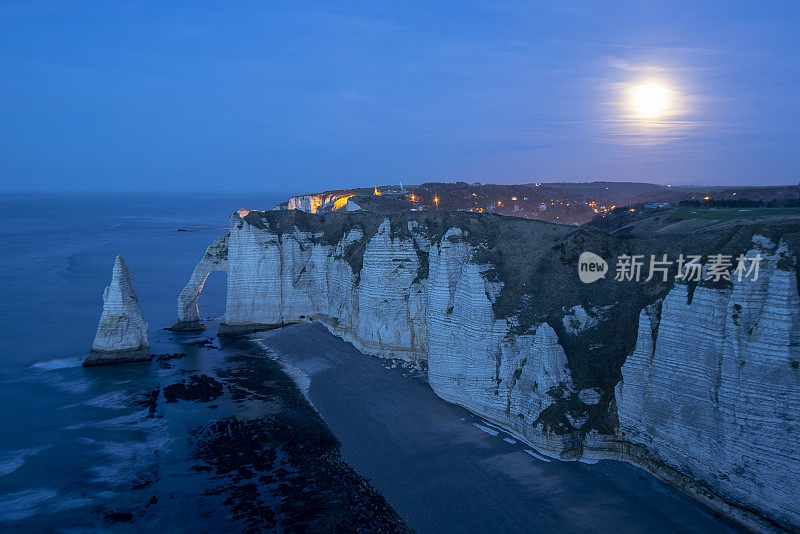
[170,235,228,331]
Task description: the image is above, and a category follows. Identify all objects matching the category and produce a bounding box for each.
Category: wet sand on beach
[254,322,743,534]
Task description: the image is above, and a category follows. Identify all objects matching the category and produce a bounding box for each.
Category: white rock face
[173,236,228,330]
[354,220,425,359]
[562,305,598,335]
[85,255,149,365]
[616,239,800,531]
[578,388,602,405]
[282,193,356,213]
[182,213,800,532]
[425,232,578,456]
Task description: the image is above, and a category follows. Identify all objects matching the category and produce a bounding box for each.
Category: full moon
[631,83,669,118]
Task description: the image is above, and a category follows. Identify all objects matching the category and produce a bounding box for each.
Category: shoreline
[251,322,744,534]
[244,318,787,533]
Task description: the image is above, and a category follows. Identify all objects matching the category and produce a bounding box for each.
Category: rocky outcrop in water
[179,209,800,532]
[85,255,150,366]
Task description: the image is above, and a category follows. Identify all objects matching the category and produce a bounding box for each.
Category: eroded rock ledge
[177,209,800,533]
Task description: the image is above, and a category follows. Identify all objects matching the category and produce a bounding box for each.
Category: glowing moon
[631,83,669,118]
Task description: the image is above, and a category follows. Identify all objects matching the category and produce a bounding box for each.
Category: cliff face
[85,255,149,365]
[616,238,800,531]
[180,210,800,532]
[424,228,581,453]
[283,193,357,213]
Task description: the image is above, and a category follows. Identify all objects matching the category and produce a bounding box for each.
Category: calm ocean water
[0,193,274,527]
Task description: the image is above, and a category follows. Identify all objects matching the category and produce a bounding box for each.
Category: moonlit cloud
[604,57,666,73]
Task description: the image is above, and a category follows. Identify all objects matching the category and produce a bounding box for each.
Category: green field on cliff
[669,207,800,220]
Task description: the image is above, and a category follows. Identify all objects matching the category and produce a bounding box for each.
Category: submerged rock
[163,374,224,403]
[104,511,133,523]
[84,255,150,366]
[154,352,187,360]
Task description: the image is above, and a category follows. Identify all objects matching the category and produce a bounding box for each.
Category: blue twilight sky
[1,1,798,192]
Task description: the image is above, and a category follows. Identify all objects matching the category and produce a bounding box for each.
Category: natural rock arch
[171,235,228,331]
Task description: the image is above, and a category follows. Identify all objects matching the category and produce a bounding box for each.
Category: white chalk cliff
[281,192,358,213]
[179,210,800,532]
[85,255,149,365]
[616,238,800,531]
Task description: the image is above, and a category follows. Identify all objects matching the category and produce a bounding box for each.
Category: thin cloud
[604,57,665,73]
[549,39,742,55]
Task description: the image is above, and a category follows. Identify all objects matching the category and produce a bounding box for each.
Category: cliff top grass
[669,206,800,220]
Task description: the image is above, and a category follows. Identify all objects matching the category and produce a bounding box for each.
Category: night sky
[1,1,798,191]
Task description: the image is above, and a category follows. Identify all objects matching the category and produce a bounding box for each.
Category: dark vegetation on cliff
[238,207,800,436]
[586,208,800,295]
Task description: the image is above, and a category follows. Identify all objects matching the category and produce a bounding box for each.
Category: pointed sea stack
[84,255,150,366]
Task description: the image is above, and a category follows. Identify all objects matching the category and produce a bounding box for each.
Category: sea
[0,192,741,533]
[0,192,407,532]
